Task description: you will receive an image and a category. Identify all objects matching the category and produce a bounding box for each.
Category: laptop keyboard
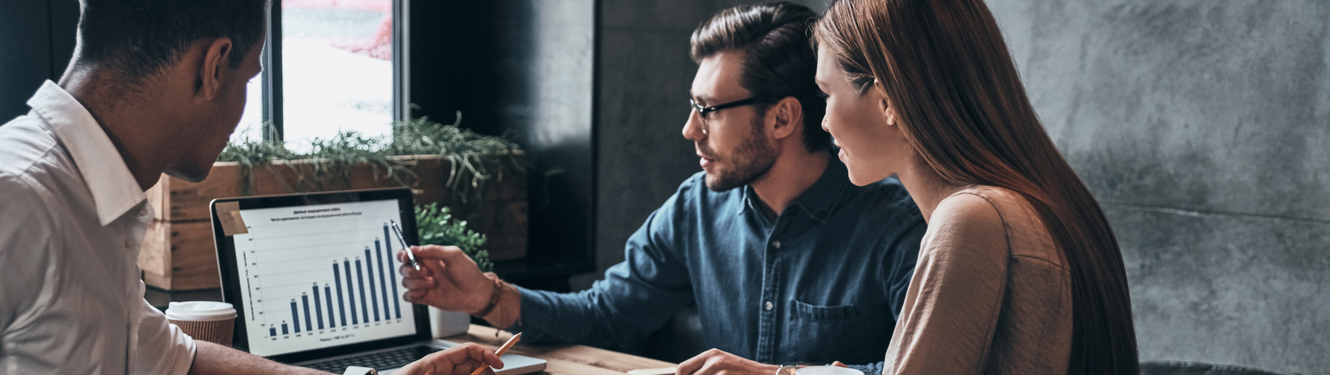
[300,345,443,373]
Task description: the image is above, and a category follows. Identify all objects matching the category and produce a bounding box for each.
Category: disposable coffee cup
[796,366,864,375]
[165,301,237,346]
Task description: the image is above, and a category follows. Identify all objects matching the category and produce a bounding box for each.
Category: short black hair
[76,0,268,81]
[690,2,829,152]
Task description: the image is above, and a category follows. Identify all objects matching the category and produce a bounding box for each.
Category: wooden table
[445,325,676,375]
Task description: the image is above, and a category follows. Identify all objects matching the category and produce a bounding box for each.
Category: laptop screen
[212,188,431,361]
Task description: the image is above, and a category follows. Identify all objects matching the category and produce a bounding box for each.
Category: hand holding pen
[393,342,504,375]
[468,333,520,375]
[397,244,498,315]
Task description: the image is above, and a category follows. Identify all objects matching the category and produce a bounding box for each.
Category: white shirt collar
[27,80,146,226]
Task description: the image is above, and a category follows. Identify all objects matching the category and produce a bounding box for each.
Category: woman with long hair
[812,0,1138,374]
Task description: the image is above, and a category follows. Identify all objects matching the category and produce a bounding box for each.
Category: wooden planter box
[140,154,528,290]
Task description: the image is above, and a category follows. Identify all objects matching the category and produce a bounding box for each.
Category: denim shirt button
[764,301,774,311]
[771,241,781,249]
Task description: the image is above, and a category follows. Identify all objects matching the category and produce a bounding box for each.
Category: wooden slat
[138,220,221,290]
[139,219,173,289]
[448,325,676,375]
[168,220,222,290]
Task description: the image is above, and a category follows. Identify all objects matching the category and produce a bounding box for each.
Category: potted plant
[416,202,490,337]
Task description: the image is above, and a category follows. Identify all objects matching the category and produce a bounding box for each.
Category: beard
[703,115,778,192]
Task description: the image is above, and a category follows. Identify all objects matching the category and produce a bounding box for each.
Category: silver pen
[390,220,421,270]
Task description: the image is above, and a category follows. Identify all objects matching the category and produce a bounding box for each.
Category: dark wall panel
[409,0,596,285]
[1,0,53,121]
[0,0,79,123]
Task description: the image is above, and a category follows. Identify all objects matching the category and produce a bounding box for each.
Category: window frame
[259,0,409,142]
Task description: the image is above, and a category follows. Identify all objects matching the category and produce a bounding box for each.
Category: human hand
[676,349,779,375]
[392,343,504,375]
[398,245,492,314]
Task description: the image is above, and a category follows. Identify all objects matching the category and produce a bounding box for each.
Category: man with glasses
[398,3,925,375]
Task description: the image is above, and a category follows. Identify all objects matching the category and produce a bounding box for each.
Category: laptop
[209,188,546,374]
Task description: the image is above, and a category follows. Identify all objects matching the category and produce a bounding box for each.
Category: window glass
[282,0,394,149]
[235,75,265,143]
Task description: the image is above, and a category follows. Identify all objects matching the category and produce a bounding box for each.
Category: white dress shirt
[0,81,196,374]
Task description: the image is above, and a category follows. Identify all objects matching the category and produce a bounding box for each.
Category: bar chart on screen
[230,200,417,355]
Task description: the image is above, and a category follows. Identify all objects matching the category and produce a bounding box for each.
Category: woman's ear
[873,79,896,126]
[883,101,897,126]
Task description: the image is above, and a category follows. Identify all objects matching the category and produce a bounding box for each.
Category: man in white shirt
[0,1,501,374]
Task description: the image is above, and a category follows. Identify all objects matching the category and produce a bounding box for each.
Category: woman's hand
[676,348,780,375]
[393,343,504,375]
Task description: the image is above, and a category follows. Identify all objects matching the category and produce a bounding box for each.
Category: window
[235,0,406,151]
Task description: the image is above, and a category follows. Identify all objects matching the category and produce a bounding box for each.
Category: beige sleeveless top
[884,185,1073,374]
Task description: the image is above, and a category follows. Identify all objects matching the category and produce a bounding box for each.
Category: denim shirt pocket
[792,299,860,321]
[782,299,892,365]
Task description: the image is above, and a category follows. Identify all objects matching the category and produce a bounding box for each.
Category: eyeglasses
[689,96,767,134]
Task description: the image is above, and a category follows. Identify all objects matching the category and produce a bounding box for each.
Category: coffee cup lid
[165,301,237,321]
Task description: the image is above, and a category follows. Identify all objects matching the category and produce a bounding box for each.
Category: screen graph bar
[344,260,358,324]
[324,285,335,328]
[356,259,368,322]
[334,263,348,326]
[384,224,401,319]
[312,286,324,330]
[376,241,390,319]
[290,301,301,333]
[302,294,312,332]
[281,323,289,335]
[270,327,277,337]
[365,249,380,322]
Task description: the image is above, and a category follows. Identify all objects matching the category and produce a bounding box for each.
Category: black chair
[1141,361,1299,375]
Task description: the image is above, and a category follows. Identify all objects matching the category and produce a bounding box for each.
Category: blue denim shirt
[515,160,924,374]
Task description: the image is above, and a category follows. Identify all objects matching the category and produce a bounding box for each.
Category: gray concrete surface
[590,0,1327,372]
[988,1,1329,373]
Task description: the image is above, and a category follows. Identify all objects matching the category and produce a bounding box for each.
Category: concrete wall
[588,0,1327,372]
[988,1,1329,373]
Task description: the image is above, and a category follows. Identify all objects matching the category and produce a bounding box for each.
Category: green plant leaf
[415,203,492,272]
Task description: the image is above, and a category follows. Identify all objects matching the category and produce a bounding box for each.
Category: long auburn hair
[814,0,1139,374]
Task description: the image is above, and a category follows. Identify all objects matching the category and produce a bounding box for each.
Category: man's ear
[195,37,235,101]
[769,96,803,140]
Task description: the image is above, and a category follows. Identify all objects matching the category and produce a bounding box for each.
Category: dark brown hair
[814,0,1139,373]
[690,2,829,152]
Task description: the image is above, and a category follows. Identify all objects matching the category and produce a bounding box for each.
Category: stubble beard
[704,115,778,192]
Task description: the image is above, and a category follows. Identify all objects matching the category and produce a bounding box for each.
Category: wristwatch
[343,366,378,375]
[776,364,802,375]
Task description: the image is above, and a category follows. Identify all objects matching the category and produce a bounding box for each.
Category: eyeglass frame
[689,96,771,134]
